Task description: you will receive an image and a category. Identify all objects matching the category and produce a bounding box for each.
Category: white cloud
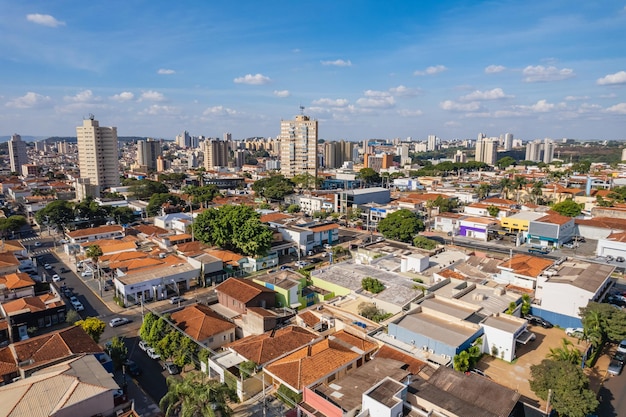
[233,73,271,85]
[485,65,506,74]
[139,90,165,102]
[320,59,352,67]
[445,121,461,127]
[26,13,65,27]
[597,71,626,85]
[157,69,175,75]
[64,90,99,103]
[389,85,421,97]
[356,90,395,108]
[564,95,589,101]
[111,92,134,102]
[600,93,617,98]
[203,106,238,116]
[522,65,574,82]
[459,88,512,101]
[605,103,626,114]
[139,105,179,116]
[517,99,555,112]
[440,100,482,112]
[273,90,290,98]
[5,92,52,109]
[414,65,447,76]
[398,109,423,117]
[312,98,349,107]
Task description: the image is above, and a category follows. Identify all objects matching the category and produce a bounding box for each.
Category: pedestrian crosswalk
[30,248,53,256]
[20,237,40,242]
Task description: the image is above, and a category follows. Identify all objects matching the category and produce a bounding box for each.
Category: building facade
[136,138,162,172]
[279,113,318,178]
[8,134,28,173]
[204,138,232,170]
[76,116,120,197]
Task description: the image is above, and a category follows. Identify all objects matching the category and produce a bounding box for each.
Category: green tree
[193,204,272,256]
[413,235,437,250]
[75,317,106,343]
[377,209,424,243]
[140,312,158,343]
[160,372,237,417]
[496,156,516,169]
[239,360,257,379]
[65,309,81,324]
[547,338,582,365]
[286,204,301,213]
[35,200,75,229]
[498,177,513,199]
[361,277,385,294]
[529,359,598,417]
[430,195,457,213]
[146,193,184,217]
[292,173,320,191]
[111,207,137,225]
[86,245,103,264]
[107,336,128,369]
[358,168,381,185]
[0,215,27,238]
[129,179,169,199]
[251,174,295,201]
[184,185,220,209]
[477,183,491,200]
[487,205,500,217]
[521,294,531,317]
[453,350,471,372]
[551,199,583,217]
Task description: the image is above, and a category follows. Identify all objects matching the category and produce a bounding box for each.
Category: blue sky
[1,0,625,141]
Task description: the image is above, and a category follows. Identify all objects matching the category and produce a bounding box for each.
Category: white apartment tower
[475,135,497,165]
[8,134,28,173]
[427,134,438,151]
[279,113,318,178]
[76,116,120,198]
[204,138,231,170]
[504,133,514,151]
[176,131,191,148]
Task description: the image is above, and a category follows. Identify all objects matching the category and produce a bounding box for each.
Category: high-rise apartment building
[504,133,514,151]
[279,113,318,178]
[204,138,231,170]
[427,134,438,151]
[524,139,554,163]
[76,116,120,198]
[8,134,28,173]
[323,140,355,169]
[136,138,162,172]
[475,135,497,165]
[176,131,191,148]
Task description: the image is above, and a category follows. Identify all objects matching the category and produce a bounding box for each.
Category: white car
[51,274,61,282]
[565,327,584,337]
[109,317,131,327]
[44,264,52,270]
[295,261,309,268]
[169,296,184,304]
[146,347,160,360]
[138,340,149,351]
[34,242,42,247]
[81,270,93,277]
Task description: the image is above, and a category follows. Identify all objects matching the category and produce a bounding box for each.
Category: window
[208,337,214,343]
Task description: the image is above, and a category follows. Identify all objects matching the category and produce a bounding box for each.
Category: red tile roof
[225,326,317,365]
[536,211,574,226]
[0,272,35,290]
[260,212,294,223]
[216,278,275,303]
[501,254,553,278]
[171,304,235,341]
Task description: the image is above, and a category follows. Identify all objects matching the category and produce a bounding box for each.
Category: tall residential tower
[8,134,28,173]
[279,112,318,179]
[76,116,120,198]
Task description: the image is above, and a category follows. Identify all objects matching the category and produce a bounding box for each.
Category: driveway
[476,324,594,409]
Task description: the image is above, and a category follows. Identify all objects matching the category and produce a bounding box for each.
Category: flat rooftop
[395,310,480,347]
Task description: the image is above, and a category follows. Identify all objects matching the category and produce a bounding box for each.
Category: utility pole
[545,388,552,415]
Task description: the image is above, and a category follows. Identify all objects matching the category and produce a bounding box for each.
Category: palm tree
[477,183,492,200]
[513,176,527,203]
[499,177,512,200]
[160,372,237,417]
[86,244,103,292]
[547,338,582,365]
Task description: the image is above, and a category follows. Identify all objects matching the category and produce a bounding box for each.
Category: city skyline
[1,1,625,141]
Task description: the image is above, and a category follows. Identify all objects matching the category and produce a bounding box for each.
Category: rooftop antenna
[299,105,305,115]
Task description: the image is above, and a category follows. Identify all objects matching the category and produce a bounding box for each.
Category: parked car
[323,243,332,250]
[138,340,149,351]
[109,317,131,328]
[146,347,160,360]
[608,358,624,376]
[34,242,42,247]
[565,327,584,337]
[163,361,180,375]
[606,255,615,262]
[123,359,142,377]
[71,300,84,312]
[617,256,625,263]
[59,267,69,273]
[44,264,52,270]
[169,296,184,304]
[295,261,309,268]
[51,274,61,282]
[525,314,553,328]
[69,295,79,304]
[617,339,626,354]
[81,270,93,277]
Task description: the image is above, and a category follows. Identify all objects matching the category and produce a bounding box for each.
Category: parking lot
[476,324,604,409]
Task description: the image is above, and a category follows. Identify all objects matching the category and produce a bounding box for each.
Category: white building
[8,134,28,173]
[279,113,318,179]
[76,116,120,198]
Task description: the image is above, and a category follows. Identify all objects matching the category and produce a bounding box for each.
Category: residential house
[66,225,124,244]
[0,272,36,302]
[0,355,124,417]
[215,278,276,315]
[264,330,378,394]
[433,212,464,235]
[1,294,67,342]
[253,270,309,309]
[457,216,499,241]
[495,254,554,290]
[170,304,236,350]
[335,187,391,215]
[154,212,192,231]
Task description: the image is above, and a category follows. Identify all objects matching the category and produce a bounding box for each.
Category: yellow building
[500,211,547,232]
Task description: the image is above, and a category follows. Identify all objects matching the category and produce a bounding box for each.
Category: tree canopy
[192,204,272,257]
[146,193,184,217]
[128,179,169,199]
[529,359,598,417]
[75,317,106,343]
[160,372,237,417]
[377,209,424,243]
[358,168,380,185]
[551,199,583,217]
[35,200,75,228]
[251,174,294,201]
